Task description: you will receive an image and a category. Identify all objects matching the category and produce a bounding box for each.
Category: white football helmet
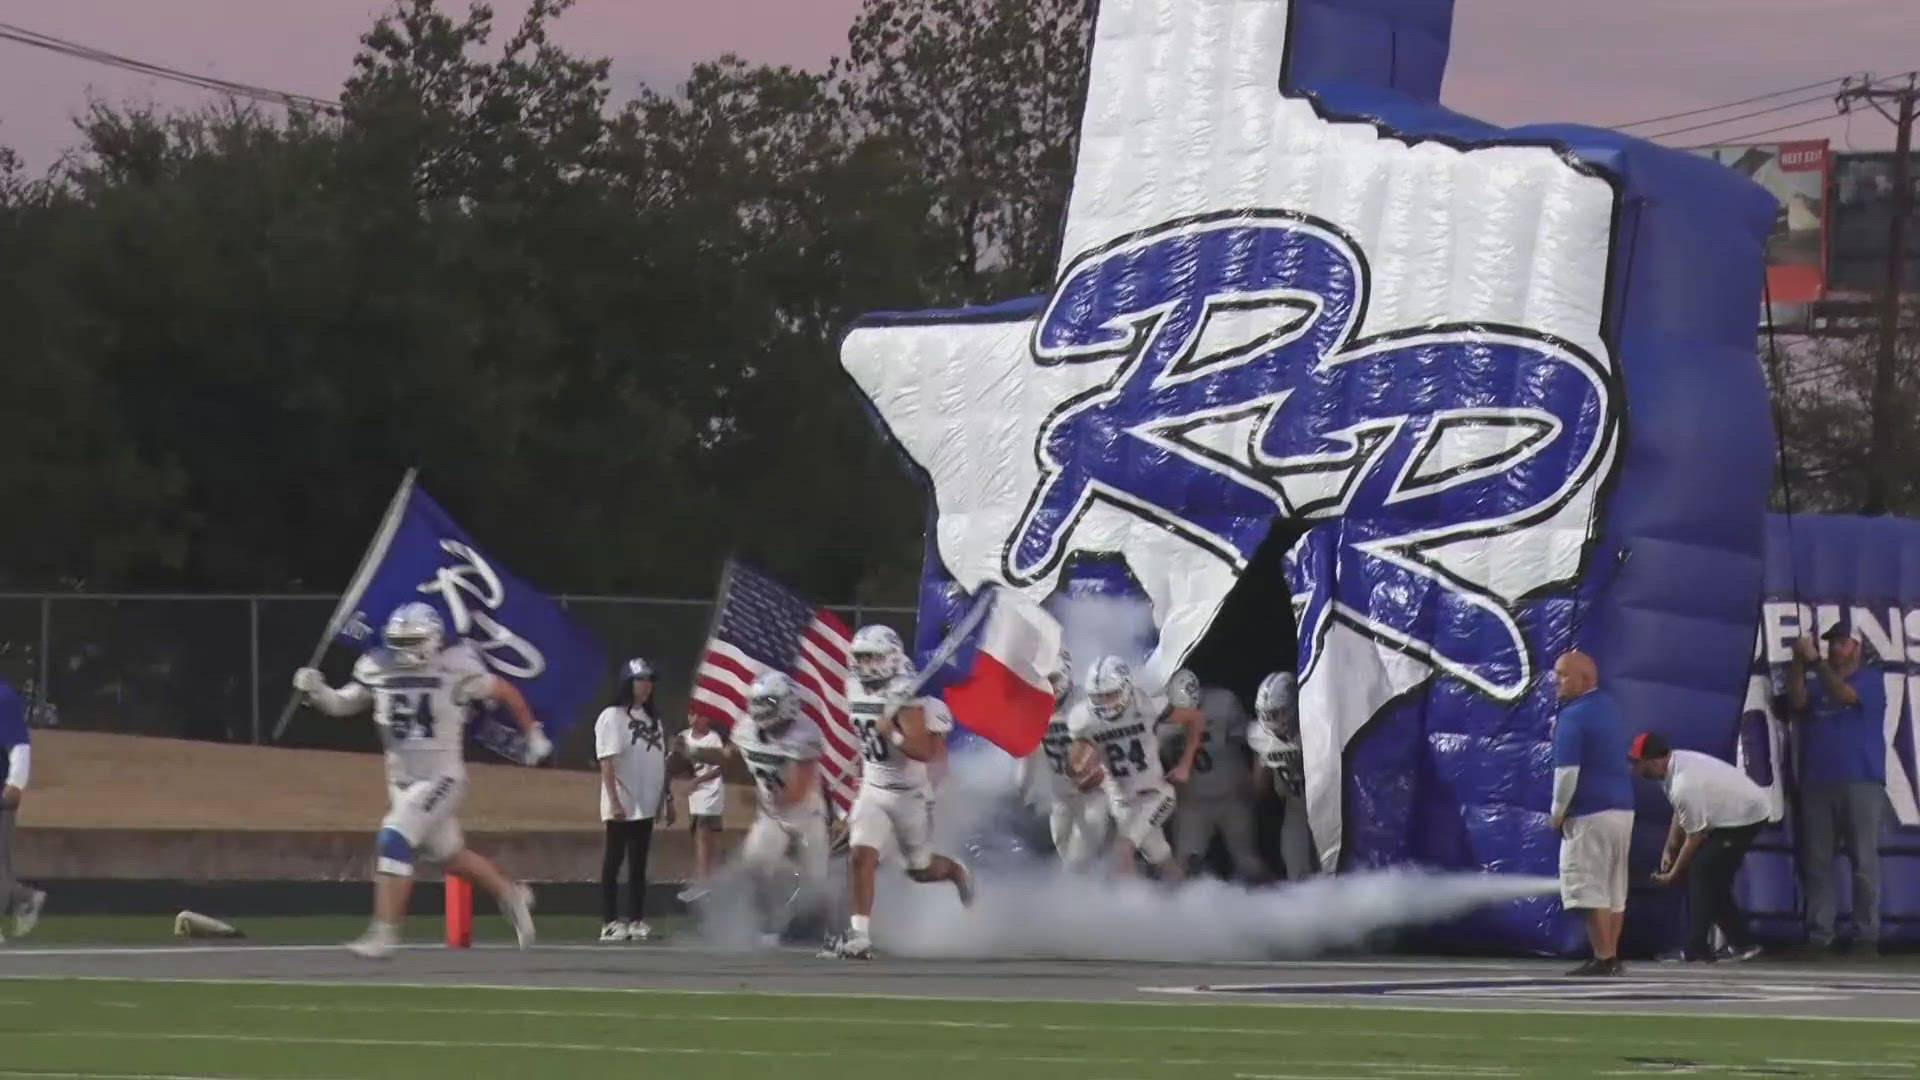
[1087,656,1133,721]
[1255,671,1299,737]
[747,671,799,731]
[383,602,445,666]
[849,624,906,687]
[1165,668,1201,710]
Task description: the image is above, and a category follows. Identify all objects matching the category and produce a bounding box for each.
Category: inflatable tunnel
[842,0,1778,953]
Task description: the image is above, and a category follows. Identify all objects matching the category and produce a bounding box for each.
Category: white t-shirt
[679,728,726,817]
[354,642,491,785]
[1068,688,1172,798]
[1665,749,1773,834]
[846,672,952,793]
[595,705,668,822]
[733,714,828,821]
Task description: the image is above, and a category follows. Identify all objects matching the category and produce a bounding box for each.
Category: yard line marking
[232,1001,1469,1040]
[10,1032,1359,1070]
[0,1072,359,1080]
[7,975,1917,1025]
[1768,1061,1917,1070]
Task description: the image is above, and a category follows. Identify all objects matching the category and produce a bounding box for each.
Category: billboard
[1695,140,1830,322]
[1830,151,1920,296]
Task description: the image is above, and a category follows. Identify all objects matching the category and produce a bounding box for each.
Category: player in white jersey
[1067,656,1205,879]
[1247,671,1315,881]
[1016,651,1112,869]
[1162,670,1271,882]
[833,625,973,959]
[689,672,833,942]
[293,602,550,958]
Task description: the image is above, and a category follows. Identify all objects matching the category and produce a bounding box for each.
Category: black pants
[1685,822,1761,958]
[602,818,655,923]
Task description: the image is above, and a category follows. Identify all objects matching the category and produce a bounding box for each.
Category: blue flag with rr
[322,471,606,761]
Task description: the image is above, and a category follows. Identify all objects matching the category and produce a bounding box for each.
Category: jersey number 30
[854,718,888,763]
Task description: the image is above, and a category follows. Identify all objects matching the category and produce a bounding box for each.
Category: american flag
[688,561,858,812]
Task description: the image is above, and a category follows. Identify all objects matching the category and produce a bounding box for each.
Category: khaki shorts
[1560,809,1634,913]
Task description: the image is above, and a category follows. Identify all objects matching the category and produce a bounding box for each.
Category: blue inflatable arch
[843,0,1776,954]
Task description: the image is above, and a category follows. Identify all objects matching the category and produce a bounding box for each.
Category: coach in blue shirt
[1549,650,1636,977]
[1784,616,1889,956]
[1,677,46,941]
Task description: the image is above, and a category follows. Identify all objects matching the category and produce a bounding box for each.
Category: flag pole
[269,468,420,741]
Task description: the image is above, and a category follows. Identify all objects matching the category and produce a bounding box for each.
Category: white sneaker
[506,884,536,949]
[836,932,874,960]
[599,920,628,943]
[625,920,652,942]
[345,923,398,959]
[14,890,45,939]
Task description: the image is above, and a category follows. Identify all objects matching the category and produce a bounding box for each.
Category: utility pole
[1837,73,1919,514]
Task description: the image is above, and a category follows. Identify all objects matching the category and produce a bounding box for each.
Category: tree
[1772,321,1920,516]
[835,0,1095,298]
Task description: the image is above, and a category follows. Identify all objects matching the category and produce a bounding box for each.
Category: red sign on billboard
[1694,139,1831,315]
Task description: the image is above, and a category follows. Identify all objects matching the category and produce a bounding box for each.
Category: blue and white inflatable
[843,0,1776,953]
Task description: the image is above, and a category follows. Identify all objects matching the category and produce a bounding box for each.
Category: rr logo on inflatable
[1007,212,1611,699]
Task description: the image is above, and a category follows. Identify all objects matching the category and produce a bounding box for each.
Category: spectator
[1549,650,1635,977]
[675,709,728,903]
[1783,617,1889,957]
[1,677,47,942]
[595,658,671,943]
[1630,731,1772,963]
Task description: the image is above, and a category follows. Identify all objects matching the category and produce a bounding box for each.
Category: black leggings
[1685,822,1761,958]
[602,818,655,923]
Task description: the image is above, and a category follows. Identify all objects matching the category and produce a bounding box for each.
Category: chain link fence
[0,593,916,765]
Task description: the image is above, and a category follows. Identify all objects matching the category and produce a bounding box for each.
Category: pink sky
[1,0,1913,171]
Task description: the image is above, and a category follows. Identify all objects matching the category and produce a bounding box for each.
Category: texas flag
[919,585,1063,757]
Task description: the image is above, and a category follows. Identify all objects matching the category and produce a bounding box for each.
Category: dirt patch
[15,730,758,832]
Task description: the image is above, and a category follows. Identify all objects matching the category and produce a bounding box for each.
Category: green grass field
[3,978,1917,1080]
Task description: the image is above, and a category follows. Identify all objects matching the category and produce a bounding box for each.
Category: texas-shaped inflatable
[842,0,1777,953]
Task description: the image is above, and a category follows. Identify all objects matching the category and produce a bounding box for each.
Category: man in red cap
[1630,731,1774,962]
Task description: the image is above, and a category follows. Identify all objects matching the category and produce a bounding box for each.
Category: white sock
[849,914,870,935]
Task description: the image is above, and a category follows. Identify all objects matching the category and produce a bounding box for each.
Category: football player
[1247,671,1315,880]
[1068,656,1205,880]
[690,672,832,943]
[833,625,973,959]
[1016,651,1112,869]
[1163,670,1270,882]
[293,602,550,958]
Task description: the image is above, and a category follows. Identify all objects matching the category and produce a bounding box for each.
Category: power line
[1643,90,1842,141]
[0,21,338,113]
[1609,76,1851,130]
[1677,112,1843,148]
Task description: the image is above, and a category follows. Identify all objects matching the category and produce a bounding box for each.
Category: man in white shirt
[1630,731,1775,962]
[1,677,46,942]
